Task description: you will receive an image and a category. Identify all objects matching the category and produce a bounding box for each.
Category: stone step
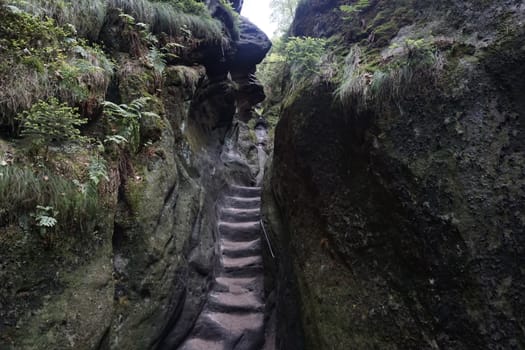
[221,255,262,270]
[218,221,261,241]
[177,185,267,350]
[214,276,263,294]
[222,263,264,278]
[223,196,261,209]
[179,338,225,350]
[221,238,261,258]
[192,311,264,341]
[229,185,262,197]
[220,207,260,222]
[209,291,264,313]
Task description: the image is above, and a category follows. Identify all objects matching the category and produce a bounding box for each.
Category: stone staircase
[179,185,266,350]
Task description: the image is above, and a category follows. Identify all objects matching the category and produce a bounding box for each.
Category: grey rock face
[233,17,272,69]
[264,1,525,350]
[231,17,271,122]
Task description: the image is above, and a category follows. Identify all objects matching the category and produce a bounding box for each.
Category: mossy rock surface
[265,1,525,349]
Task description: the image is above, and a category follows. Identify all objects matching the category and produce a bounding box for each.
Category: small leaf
[36,215,57,227]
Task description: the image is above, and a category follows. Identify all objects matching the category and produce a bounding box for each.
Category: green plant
[339,0,370,20]
[0,6,113,132]
[0,165,99,234]
[88,157,109,186]
[284,36,327,86]
[69,44,112,87]
[103,97,160,153]
[257,51,286,89]
[33,205,58,238]
[334,45,366,107]
[119,10,154,57]
[108,0,223,41]
[155,0,209,16]
[16,98,88,155]
[335,40,443,111]
[8,0,108,40]
[104,134,129,146]
[147,47,167,88]
[8,0,223,50]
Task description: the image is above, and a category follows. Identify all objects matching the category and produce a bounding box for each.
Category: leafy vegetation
[0,0,228,248]
[339,0,370,20]
[17,98,88,151]
[335,38,444,111]
[7,0,221,41]
[258,36,329,94]
[87,156,109,186]
[33,205,58,238]
[260,0,448,123]
[103,97,160,153]
[147,47,168,88]
[7,0,109,40]
[256,39,287,92]
[0,164,99,235]
[0,0,225,134]
[154,0,209,16]
[0,5,113,132]
[107,0,223,40]
[284,36,328,82]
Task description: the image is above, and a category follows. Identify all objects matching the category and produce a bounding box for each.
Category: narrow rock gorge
[0,0,524,349]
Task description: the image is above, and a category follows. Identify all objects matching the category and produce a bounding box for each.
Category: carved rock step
[214,276,263,294]
[222,264,263,278]
[224,196,261,209]
[218,221,261,241]
[221,238,261,258]
[179,338,226,350]
[221,255,262,270]
[209,291,264,313]
[192,311,265,342]
[220,207,261,222]
[178,185,266,350]
[229,185,262,197]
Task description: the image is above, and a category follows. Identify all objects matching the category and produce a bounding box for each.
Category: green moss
[164,65,201,88]
[119,69,156,102]
[125,177,146,214]
[21,56,45,72]
[450,43,476,58]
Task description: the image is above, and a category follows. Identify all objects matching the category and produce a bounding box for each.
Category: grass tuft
[108,0,223,41]
[335,40,444,112]
[0,164,99,234]
[0,5,113,132]
[7,0,108,40]
[7,0,224,42]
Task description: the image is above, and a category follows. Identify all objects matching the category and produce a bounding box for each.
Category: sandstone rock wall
[0,1,270,348]
[264,1,525,349]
